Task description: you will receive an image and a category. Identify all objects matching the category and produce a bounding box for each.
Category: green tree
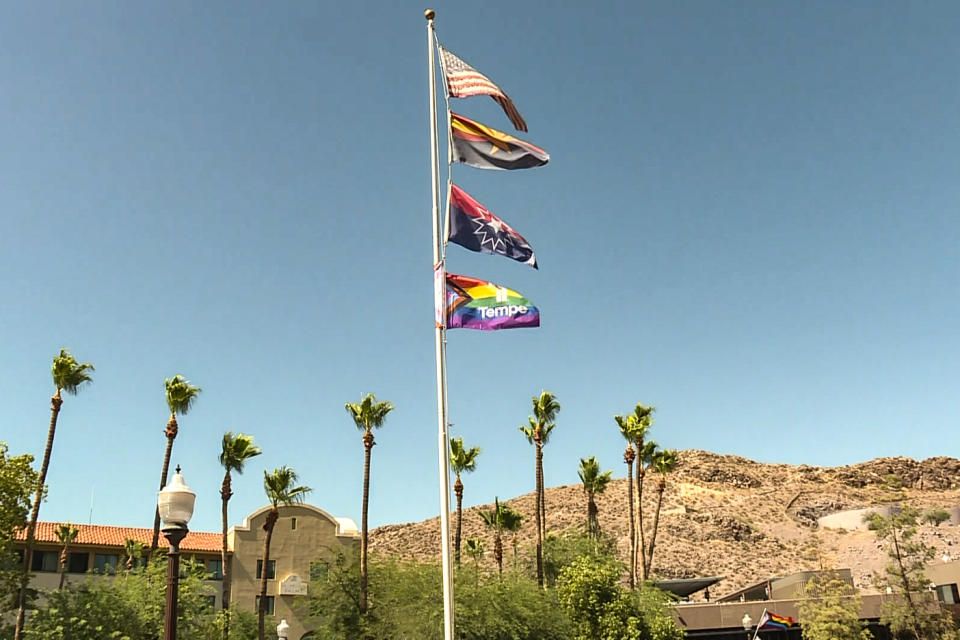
[499,505,524,570]
[345,392,394,614]
[219,431,263,639]
[645,449,677,576]
[922,509,950,527]
[54,524,79,589]
[868,508,953,640]
[615,414,638,589]
[15,349,94,640]
[797,571,872,640]
[0,444,39,617]
[22,555,220,640]
[259,466,311,640]
[557,554,683,640]
[464,538,485,574]
[617,403,654,585]
[122,537,144,572]
[479,498,510,576]
[449,437,481,566]
[577,457,612,540]
[519,390,560,587]
[149,375,201,558]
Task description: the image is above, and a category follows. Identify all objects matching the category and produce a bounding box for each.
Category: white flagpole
[426,9,455,640]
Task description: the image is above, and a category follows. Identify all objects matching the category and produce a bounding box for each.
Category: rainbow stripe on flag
[757,609,795,631]
[443,272,540,331]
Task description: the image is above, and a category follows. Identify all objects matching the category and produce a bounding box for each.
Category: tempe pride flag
[450,113,549,170]
[447,184,537,268]
[439,271,540,330]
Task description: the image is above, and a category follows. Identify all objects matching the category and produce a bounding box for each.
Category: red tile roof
[16,522,224,553]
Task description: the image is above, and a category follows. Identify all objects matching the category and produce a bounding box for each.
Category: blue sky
[2,1,958,534]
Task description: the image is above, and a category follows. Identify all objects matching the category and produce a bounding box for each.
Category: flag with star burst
[450,113,549,170]
[447,184,537,269]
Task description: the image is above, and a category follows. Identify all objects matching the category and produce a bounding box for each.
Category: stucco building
[15,503,359,640]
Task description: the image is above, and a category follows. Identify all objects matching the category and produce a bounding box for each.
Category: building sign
[279,573,308,596]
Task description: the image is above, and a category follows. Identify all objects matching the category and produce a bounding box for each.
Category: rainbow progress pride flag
[757,609,795,630]
[444,272,540,330]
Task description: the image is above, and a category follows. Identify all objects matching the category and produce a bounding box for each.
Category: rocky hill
[369,450,960,599]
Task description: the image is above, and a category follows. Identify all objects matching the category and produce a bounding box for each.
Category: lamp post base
[162,524,189,640]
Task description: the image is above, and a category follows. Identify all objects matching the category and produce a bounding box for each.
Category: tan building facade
[15,503,359,639]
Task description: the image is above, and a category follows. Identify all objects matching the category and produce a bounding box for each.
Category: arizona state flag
[447,185,538,268]
[451,113,549,170]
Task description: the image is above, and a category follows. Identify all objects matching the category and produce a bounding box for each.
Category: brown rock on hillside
[369,450,960,598]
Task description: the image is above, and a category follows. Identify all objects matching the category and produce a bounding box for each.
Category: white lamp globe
[277,619,290,639]
[158,466,196,527]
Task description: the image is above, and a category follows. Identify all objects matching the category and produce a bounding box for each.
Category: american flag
[439,46,527,132]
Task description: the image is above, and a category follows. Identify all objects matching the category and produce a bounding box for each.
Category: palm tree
[578,457,612,540]
[259,467,311,640]
[464,538,485,584]
[149,375,201,557]
[123,538,144,572]
[615,414,637,588]
[219,432,262,639]
[645,449,678,577]
[518,390,560,588]
[345,393,394,614]
[499,505,525,570]
[14,349,93,640]
[479,498,508,576]
[626,403,654,583]
[449,437,481,566]
[636,438,658,583]
[55,524,79,589]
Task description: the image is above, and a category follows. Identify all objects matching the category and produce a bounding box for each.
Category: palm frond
[518,418,537,444]
[219,431,263,473]
[165,375,202,415]
[449,437,481,475]
[264,466,312,507]
[52,349,94,395]
[654,449,678,475]
[54,523,79,544]
[345,392,394,431]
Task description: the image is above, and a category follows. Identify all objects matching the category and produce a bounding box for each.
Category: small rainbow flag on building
[757,608,795,632]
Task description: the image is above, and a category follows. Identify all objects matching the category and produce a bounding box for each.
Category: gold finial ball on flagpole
[425,8,435,20]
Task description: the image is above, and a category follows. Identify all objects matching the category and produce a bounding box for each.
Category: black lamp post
[158,465,195,640]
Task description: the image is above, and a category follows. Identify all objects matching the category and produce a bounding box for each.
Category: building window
[207,558,223,580]
[291,517,297,530]
[93,554,119,574]
[937,584,959,605]
[203,595,217,609]
[255,596,275,615]
[256,559,276,580]
[31,551,59,573]
[310,561,328,582]
[68,553,89,574]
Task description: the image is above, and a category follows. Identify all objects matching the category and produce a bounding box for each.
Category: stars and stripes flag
[439,46,528,132]
[447,184,537,268]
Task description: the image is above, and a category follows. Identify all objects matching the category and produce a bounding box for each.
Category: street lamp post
[158,466,195,640]
[742,613,753,640]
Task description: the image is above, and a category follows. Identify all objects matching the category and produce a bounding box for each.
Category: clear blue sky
[2,1,958,534]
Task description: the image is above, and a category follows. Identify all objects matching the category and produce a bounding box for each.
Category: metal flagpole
[426,9,455,640]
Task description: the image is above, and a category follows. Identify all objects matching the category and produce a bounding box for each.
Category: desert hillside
[370,450,960,598]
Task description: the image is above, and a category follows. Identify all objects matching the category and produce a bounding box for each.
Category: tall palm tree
[518,390,560,588]
[636,438,658,583]
[627,403,654,584]
[55,523,79,590]
[14,349,93,640]
[345,393,394,614]
[219,432,262,639]
[259,467,311,640]
[615,414,638,588]
[577,457,612,540]
[449,437,481,566]
[645,449,678,577]
[499,505,524,570]
[479,498,508,576]
[149,375,201,557]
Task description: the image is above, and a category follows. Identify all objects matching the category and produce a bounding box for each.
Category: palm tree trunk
[14,390,63,640]
[221,470,232,640]
[494,531,503,577]
[624,452,635,589]
[58,547,67,590]
[635,445,647,584]
[646,482,666,577]
[534,436,544,587]
[360,429,375,614]
[258,508,278,640]
[587,494,598,539]
[150,416,178,557]
[454,476,463,567]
